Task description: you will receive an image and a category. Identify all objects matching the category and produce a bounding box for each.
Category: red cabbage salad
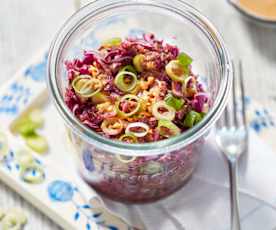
[65,34,209,143]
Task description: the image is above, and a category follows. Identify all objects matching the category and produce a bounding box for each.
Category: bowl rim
[47,0,233,156]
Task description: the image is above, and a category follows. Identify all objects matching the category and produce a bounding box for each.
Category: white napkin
[101,131,276,230]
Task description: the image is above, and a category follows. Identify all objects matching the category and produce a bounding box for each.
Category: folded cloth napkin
[101,132,276,230]
[98,101,276,230]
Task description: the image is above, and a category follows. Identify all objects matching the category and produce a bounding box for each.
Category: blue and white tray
[0,50,133,230]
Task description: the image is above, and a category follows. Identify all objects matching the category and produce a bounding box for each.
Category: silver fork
[215,61,249,230]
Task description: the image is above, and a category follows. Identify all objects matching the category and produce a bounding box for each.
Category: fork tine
[232,60,238,127]
[239,61,247,127]
[224,103,231,128]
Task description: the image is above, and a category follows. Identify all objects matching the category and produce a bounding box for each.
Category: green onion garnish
[101,118,124,136]
[165,60,187,82]
[91,92,109,104]
[177,52,193,70]
[119,134,138,143]
[125,122,150,137]
[13,109,44,137]
[183,110,203,128]
[152,101,176,121]
[20,164,45,184]
[1,209,27,230]
[25,134,48,154]
[116,94,141,117]
[165,94,184,111]
[72,75,102,98]
[114,71,138,92]
[120,65,137,74]
[157,119,181,138]
[133,54,144,72]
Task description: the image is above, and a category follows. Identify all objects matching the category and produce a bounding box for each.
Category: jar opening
[47,0,232,156]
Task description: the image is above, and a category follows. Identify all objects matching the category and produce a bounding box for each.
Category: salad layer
[65,34,209,143]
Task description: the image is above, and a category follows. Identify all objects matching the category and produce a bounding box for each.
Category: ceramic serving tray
[0,50,134,230]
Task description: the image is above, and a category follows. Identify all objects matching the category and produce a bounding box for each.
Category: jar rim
[47,0,232,156]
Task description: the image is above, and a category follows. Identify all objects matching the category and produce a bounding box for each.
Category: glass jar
[47,0,232,203]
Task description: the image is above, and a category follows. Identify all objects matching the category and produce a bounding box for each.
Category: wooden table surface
[0,0,276,229]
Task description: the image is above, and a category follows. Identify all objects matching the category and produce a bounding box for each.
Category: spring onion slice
[119,134,138,143]
[5,209,27,225]
[102,37,122,48]
[165,94,184,111]
[91,92,109,104]
[165,60,186,82]
[25,134,48,154]
[177,52,193,72]
[120,65,137,74]
[183,110,202,128]
[1,211,26,230]
[125,122,149,137]
[133,54,144,72]
[13,109,44,137]
[157,119,181,138]
[152,101,176,121]
[0,132,9,160]
[182,76,197,96]
[20,164,45,184]
[116,94,141,117]
[72,75,102,98]
[116,154,137,163]
[114,71,138,92]
[101,118,124,136]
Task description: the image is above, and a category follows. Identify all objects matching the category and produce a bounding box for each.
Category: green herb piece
[25,134,48,154]
[183,110,202,128]
[165,94,184,111]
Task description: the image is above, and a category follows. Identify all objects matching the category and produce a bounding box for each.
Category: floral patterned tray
[0,50,133,230]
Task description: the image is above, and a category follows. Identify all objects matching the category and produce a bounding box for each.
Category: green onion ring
[101,119,124,136]
[120,65,137,74]
[20,164,45,184]
[116,94,141,117]
[152,101,176,121]
[72,75,102,98]
[125,122,150,137]
[165,94,184,111]
[114,71,138,92]
[133,54,144,72]
[182,76,197,95]
[157,119,181,137]
[165,60,186,82]
[183,110,202,128]
[119,134,138,143]
[116,155,137,163]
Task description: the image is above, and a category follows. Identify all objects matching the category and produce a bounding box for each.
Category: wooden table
[0,0,275,229]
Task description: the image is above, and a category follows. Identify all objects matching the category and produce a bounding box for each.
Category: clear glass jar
[47,0,232,203]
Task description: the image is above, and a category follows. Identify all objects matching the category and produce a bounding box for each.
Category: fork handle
[228,159,241,230]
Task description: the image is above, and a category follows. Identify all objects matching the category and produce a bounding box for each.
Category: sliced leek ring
[116,155,137,163]
[20,164,45,184]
